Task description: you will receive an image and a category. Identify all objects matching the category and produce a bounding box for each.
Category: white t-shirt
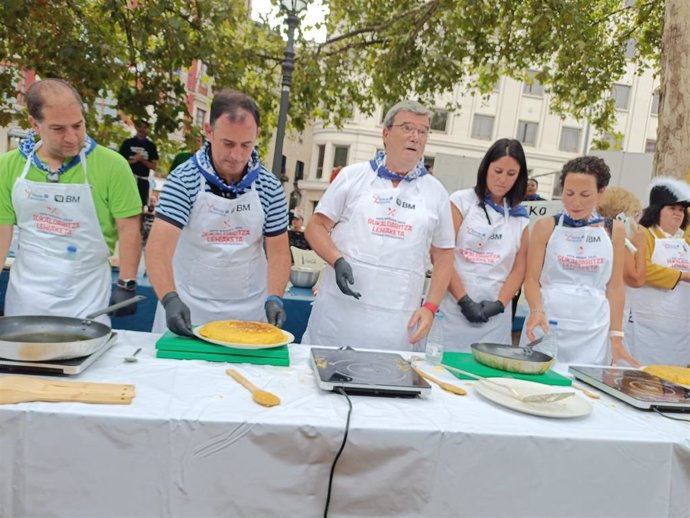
[315,161,455,249]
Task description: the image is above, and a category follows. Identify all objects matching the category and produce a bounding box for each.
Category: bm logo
[54,194,80,203]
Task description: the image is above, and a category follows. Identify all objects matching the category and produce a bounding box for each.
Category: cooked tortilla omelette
[199,320,285,346]
[643,365,690,386]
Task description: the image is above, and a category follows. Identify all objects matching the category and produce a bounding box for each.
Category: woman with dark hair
[522,156,638,366]
[437,138,529,350]
[626,177,690,365]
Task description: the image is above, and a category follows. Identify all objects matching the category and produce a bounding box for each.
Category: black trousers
[135,176,150,207]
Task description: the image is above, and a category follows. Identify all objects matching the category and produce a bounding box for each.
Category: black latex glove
[458,294,488,324]
[109,284,138,317]
[334,257,361,299]
[480,300,505,319]
[162,291,194,337]
[265,296,287,328]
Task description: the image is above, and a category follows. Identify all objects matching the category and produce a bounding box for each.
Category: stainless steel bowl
[290,266,319,288]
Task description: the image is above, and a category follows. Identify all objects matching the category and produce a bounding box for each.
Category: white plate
[193,326,294,350]
[475,378,592,418]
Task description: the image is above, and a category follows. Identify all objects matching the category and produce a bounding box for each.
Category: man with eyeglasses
[303,100,455,350]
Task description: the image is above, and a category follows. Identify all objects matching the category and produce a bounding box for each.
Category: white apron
[519,216,612,364]
[439,198,527,351]
[152,180,267,332]
[626,230,690,365]
[303,173,430,350]
[6,144,111,324]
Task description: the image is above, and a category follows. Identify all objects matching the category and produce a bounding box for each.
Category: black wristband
[117,278,137,291]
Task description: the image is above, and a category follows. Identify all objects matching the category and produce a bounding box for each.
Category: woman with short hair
[521,156,638,366]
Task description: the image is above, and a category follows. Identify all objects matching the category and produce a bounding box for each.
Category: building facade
[293,64,659,219]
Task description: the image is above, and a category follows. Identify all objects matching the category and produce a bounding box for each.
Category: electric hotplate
[569,365,690,412]
[310,347,431,398]
[0,333,118,376]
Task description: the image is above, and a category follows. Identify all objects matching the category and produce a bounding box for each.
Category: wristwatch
[117,278,137,291]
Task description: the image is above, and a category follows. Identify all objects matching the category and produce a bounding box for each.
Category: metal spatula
[441,364,574,404]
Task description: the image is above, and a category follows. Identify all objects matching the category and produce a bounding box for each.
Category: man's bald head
[26,79,85,122]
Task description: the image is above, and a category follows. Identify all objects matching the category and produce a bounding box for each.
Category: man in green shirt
[0,78,142,321]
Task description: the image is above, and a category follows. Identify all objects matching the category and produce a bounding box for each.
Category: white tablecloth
[1,331,689,518]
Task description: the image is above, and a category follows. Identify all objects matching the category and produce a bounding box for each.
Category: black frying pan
[0,295,145,361]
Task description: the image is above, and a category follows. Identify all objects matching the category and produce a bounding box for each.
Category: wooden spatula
[411,365,467,396]
[226,368,281,407]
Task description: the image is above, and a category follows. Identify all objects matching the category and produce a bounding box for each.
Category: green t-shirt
[0,145,142,253]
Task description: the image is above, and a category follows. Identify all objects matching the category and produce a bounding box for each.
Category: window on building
[333,146,349,168]
[559,127,582,153]
[516,121,538,146]
[195,108,206,127]
[645,139,657,153]
[522,70,544,97]
[380,103,394,124]
[651,91,660,116]
[471,114,494,140]
[431,109,448,133]
[625,39,636,59]
[492,79,501,93]
[315,145,325,179]
[295,160,305,181]
[611,84,631,110]
[423,156,435,174]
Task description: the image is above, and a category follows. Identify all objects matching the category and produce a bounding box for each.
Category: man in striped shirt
[146,90,291,336]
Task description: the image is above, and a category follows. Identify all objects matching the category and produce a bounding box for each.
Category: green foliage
[293,0,665,135]
[0,0,666,145]
[0,0,283,146]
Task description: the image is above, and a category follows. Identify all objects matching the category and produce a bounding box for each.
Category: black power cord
[652,407,690,422]
[324,388,353,518]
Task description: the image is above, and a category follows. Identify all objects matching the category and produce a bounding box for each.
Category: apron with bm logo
[6,143,111,323]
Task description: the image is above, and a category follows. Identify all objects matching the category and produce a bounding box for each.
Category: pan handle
[85,295,147,320]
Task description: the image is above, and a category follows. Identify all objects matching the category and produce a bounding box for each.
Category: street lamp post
[271,0,309,180]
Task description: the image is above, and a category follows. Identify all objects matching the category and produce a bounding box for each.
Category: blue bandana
[483,193,528,218]
[192,142,262,195]
[557,211,604,227]
[369,151,428,182]
[19,130,96,182]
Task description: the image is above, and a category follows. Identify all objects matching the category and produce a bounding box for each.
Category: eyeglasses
[389,123,430,137]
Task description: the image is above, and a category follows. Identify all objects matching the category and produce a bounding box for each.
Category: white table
[0,331,689,518]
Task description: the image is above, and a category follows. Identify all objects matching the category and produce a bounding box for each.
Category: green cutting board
[155,331,289,360]
[442,352,571,386]
[156,331,288,358]
[156,349,290,366]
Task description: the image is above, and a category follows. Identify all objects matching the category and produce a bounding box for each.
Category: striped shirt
[156,158,289,236]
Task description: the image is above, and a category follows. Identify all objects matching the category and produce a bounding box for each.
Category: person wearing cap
[625,177,690,365]
[146,89,291,336]
[302,100,455,350]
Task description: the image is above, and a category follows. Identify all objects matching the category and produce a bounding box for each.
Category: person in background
[302,100,455,351]
[625,177,690,366]
[597,187,647,288]
[0,78,142,322]
[146,89,291,336]
[288,213,310,250]
[524,177,545,201]
[438,138,529,351]
[169,134,204,174]
[522,156,638,366]
[119,120,159,207]
[424,163,434,175]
